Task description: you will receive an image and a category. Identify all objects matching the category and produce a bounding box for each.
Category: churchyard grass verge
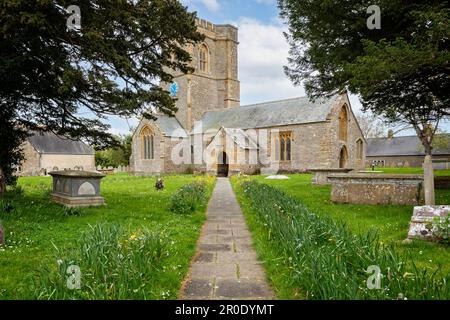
[0,174,215,299]
[231,174,450,300]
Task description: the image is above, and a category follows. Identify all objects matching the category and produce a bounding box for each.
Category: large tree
[0,0,203,194]
[279,0,449,156]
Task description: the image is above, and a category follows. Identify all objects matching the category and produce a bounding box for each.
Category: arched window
[356,139,364,160]
[199,44,209,73]
[141,126,154,160]
[339,106,348,142]
[274,131,292,161]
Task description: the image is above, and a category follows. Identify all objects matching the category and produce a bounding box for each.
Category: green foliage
[0,174,215,299]
[169,182,207,215]
[428,216,450,245]
[0,0,204,188]
[32,224,166,300]
[0,200,15,214]
[280,0,449,154]
[238,179,450,299]
[95,134,133,167]
[62,206,84,217]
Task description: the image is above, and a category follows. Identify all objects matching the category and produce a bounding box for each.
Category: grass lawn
[0,174,215,300]
[231,172,450,299]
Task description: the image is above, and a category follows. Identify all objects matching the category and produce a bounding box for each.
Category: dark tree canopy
[279,0,449,154]
[0,0,203,190]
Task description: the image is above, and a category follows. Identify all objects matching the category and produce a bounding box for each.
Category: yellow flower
[130,234,137,241]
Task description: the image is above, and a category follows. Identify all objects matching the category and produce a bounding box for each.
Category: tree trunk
[0,166,5,198]
[418,128,435,206]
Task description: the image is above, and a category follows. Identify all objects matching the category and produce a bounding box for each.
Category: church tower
[166,19,240,131]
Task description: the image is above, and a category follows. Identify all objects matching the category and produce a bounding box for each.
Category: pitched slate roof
[193,95,338,133]
[28,132,94,155]
[154,115,187,138]
[223,128,259,150]
[367,135,450,157]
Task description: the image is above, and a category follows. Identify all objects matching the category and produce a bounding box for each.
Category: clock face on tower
[169,82,179,97]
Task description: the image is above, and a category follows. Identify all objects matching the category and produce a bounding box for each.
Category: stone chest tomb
[328,174,425,205]
[49,170,105,207]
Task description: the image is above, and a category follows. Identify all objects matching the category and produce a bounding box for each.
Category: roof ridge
[240,96,309,108]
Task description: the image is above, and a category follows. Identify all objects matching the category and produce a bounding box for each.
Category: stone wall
[18,141,95,176]
[130,121,164,175]
[18,141,40,175]
[328,174,425,205]
[170,20,240,131]
[366,155,450,168]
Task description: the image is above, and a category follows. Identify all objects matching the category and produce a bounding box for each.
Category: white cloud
[255,0,274,5]
[236,17,306,104]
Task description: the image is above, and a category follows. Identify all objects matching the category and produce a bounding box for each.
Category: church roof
[154,115,187,138]
[28,132,94,155]
[223,128,259,150]
[193,95,338,133]
[367,135,450,157]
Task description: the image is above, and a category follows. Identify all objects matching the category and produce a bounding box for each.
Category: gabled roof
[154,115,187,138]
[223,128,259,150]
[367,135,450,157]
[193,95,339,133]
[28,132,94,155]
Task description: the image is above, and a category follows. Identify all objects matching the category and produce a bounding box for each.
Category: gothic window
[274,131,292,161]
[339,106,348,142]
[141,126,154,160]
[199,44,209,73]
[356,139,364,160]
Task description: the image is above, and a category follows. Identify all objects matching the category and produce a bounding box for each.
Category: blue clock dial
[169,82,179,97]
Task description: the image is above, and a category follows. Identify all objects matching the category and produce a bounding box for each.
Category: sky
[107,0,447,136]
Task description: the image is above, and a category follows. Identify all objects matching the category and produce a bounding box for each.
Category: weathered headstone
[423,156,435,205]
[0,223,4,246]
[407,206,449,241]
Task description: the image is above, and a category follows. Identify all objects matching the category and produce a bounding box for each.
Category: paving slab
[180,178,274,300]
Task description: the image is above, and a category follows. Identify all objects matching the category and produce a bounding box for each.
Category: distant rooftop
[367,135,450,157]
[28,132,94,155]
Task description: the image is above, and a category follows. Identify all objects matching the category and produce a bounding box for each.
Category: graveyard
[0,168,448,300]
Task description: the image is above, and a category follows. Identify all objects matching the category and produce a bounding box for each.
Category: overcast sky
[107,0,448,136]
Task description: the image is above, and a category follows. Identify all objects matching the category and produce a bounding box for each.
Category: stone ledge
[51,194,105,208]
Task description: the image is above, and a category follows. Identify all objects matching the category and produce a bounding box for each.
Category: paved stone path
[181,178,274,300]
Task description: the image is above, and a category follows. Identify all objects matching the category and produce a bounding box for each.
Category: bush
[169,182,207,215]
[429,216,450,245]
[240,180,450,300]
[32,224,166,300]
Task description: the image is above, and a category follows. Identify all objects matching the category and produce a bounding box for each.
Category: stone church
[130,19,366,176]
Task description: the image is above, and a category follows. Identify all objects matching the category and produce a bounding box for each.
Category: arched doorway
[217,152,229,177]
[339,146,348,169]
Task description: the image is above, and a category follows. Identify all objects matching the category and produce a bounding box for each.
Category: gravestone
[407,206,449,241]
[423,156,435,205]
[49,170,106,207]
[0,223,4,246]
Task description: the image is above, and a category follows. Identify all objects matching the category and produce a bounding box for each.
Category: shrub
[429,216,450,245]
[240,180,450,300]
[169,182,207,215]
[32,224,166,300]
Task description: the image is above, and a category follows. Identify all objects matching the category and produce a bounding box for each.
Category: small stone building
[18,132,95,176]
[130,18,366,176]
[366,136,450,168]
